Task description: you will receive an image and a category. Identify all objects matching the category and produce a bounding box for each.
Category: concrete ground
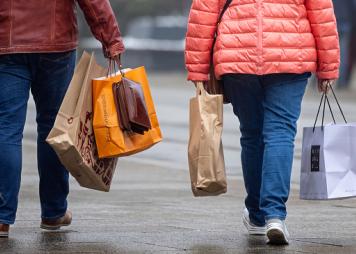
[1,72,356,254]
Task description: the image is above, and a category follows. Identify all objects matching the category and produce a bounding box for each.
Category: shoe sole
[0,233,9,238]
[40,223,71,231]
[242,214,266,235]
[267,228,289,245]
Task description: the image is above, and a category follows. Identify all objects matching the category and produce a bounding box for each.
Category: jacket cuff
[187,72,209,81]
[317,69,339,80]
[103,40,125,58]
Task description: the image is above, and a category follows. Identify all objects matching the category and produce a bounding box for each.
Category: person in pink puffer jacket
[185,0,340,245]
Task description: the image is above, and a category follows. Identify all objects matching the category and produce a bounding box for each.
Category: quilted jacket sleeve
[185,0,220,81]
[305,0,340,80]
[77,0,125,58]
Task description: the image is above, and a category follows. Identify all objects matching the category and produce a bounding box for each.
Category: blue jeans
[0,51,76,224]
[223,73,309,226]
[338,27,352,88]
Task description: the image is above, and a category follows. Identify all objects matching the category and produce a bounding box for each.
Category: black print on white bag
[311,145,320,172]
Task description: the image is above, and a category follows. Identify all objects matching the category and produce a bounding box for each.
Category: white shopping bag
[300,92,356,200]
[300,124,356,200]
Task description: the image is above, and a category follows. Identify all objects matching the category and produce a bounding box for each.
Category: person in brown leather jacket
[0,0,125,238]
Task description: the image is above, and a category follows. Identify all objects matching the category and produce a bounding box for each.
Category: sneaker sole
[0,233,9,238]
[40,223,71,231]
[267,228,289,245]
[243,215,266,235]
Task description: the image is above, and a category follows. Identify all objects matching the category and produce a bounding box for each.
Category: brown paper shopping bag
[46,52,118,192]
[188,83,227,196]
[92,67,162,158]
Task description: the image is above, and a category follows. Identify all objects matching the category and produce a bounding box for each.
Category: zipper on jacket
[257,0,263,74]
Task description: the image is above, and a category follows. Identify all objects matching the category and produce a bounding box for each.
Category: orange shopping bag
[92,67,162,158]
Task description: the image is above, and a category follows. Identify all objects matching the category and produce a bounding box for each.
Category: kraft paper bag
[188,82,227,196]
[300,123,356,200]
[92,67,162,158]
[47,52,118,192]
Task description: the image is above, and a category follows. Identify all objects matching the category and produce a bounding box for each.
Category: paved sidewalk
[1,153,356,254]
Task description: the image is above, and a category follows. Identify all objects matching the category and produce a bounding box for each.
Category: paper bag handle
[196,82,207,97]
[313,84,347,132]
[107,55,124,78]
[329,84,347,124]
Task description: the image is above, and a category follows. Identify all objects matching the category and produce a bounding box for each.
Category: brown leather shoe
[0,224,9,238]
[40,211,72,230]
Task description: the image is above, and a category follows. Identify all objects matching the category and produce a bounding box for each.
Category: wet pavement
[1,73,356,253]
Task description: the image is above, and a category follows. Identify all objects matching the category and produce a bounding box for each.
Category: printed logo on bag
[77,111,116,186]
[311,145,320,172]
[100,95,111,142]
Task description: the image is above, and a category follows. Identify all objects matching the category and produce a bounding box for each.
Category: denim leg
[30,51,76,220]
[0,55,31,224]
[260,73,309,221]
[223,74,265,226]
[338,29,351,88]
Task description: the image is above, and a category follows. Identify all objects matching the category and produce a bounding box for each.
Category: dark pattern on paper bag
[77,111,116,186]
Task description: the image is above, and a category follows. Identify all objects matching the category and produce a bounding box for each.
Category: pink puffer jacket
[185,0,340,81]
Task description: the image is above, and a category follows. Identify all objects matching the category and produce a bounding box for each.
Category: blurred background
[78,0,191,72]
[76,0,356,91]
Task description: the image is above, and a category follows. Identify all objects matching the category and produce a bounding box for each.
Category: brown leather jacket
[0,0,125,57]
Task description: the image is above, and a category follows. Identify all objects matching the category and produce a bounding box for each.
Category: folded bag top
[112,77,151,135]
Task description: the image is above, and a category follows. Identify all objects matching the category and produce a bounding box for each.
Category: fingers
[318,79,334,94]
[317,80,323,93]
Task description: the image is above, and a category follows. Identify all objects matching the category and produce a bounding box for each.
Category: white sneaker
[266,219,290,245]
[242,208,266,235]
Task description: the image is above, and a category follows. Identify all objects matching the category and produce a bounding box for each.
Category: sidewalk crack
[295,238,344,247]
[132,240,187,251]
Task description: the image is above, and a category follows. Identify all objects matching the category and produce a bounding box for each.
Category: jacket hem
[316,70,339,80]
[187,72,209,81]
[0,43,78,55]
[215,66,318,79]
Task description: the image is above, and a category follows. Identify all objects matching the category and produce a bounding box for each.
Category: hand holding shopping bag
[300,85,356,200]
[188,82,227,196]
[46,52,118,192]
